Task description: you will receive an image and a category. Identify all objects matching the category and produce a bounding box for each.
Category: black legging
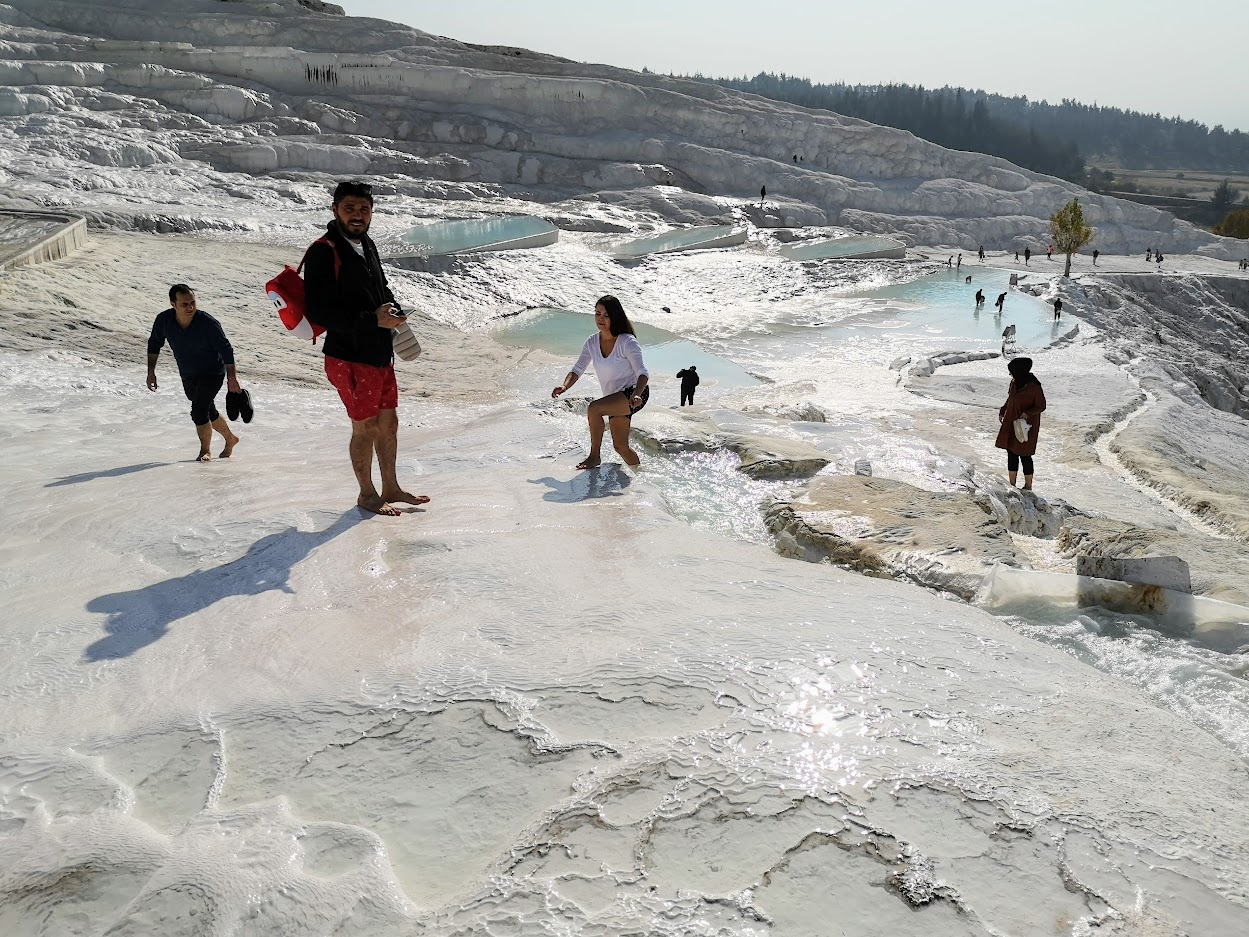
[181,372,224,426]
[680,390,695,406]
[1007,452,1034,475]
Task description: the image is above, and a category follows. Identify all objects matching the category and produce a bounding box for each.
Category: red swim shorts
[324,356,398,421]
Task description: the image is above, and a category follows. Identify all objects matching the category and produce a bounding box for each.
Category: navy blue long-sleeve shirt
[147,309,234,377]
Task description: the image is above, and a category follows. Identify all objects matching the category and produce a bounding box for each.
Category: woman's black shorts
[613,383,650,418]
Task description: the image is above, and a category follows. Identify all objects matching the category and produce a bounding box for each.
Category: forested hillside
[688,73,1249,179]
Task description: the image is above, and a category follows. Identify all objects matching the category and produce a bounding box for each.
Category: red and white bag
[265,237,339,342]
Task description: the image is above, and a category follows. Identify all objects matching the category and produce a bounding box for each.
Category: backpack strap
[297,237,341,278]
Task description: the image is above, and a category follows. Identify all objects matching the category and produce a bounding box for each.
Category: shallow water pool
[781,234,905,261]
[836,267,1058,348]
[727,266,1060,368]
[612,225,746,260]
[493,308,761,390]
[400,216,558,255]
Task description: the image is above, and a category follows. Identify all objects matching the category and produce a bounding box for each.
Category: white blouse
[571,333,649,397]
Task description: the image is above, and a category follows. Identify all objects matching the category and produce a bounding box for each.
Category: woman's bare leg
[579,392,632,469]
[608,414,640,466]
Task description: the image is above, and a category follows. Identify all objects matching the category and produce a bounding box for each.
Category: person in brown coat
[995,357,1046,490]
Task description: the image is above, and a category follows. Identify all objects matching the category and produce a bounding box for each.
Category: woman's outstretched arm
[552,371,581,398]
[554,338,594,397]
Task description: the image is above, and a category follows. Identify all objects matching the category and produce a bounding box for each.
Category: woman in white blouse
[551,295,650,470]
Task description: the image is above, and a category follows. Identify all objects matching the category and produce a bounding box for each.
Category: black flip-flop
[238,388,254,423]
[225,389,243,421]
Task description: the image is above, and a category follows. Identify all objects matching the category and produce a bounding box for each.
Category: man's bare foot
[381,489,431,506]
[575,455,601,470]
[358,493,402,517]
[196,449,212,462]
[220,435,240,459]
[622,452,641,467]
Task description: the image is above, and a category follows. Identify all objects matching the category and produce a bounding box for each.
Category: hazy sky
[341,1,1248,133]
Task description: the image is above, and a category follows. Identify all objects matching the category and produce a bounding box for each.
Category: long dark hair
[597,294,635,337]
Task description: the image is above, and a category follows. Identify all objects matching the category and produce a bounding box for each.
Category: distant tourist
[975,288,985,307]
[956,253,962,270]
[965,275,972,283]
[1146,248,1153,262]
[978,246,985,261]
[1014,250,1020,263]
[304,180,429,516]
[1053,297,1063,320]
[1000,323,1017,355]
[946,256,953,266]
[759,185,766,208]
[996,356,1046,491]
[793,154,798,163]
[552,295,650,470]
[1024,247,1031,265]
[1092,249,1099,266]
[146,284,243,462]
[677,365,700,406]
[995,292,1007,314]
[1046,244,1053,260]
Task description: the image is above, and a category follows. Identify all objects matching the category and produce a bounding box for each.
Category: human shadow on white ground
[530,464,632,502]
[46,461,169,487]
[83,510,362,661]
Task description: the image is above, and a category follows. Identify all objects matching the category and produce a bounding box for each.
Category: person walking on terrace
[304,180,430,517]
[1053,297,1063,320]
[996,356,1046,490]
[551,295,650,470]
[677,365,700,406]
[146,284,242,462]
[995,291,1006,314]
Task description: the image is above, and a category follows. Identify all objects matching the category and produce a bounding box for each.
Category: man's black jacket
[304,221,396,367]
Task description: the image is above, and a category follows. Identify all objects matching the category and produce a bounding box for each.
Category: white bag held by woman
[1012,416,1031,443]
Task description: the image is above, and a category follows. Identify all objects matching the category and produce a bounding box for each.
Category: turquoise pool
[400,216,557,255]
[493,308,760,390]
[612,225,746,260]
[832,268,1056,348]
[781,234,906,261]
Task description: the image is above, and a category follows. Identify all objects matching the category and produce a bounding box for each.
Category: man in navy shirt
[146,284,242,461]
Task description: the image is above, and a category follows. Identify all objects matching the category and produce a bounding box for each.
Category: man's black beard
[335,218,370,240]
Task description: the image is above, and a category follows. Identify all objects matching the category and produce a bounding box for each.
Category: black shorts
[613,384,650,418]
[181,372,224,426]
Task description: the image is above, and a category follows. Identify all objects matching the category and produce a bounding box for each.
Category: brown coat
[995,377,1046,456]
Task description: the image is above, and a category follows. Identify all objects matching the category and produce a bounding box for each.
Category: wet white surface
[3,350,1249,935]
